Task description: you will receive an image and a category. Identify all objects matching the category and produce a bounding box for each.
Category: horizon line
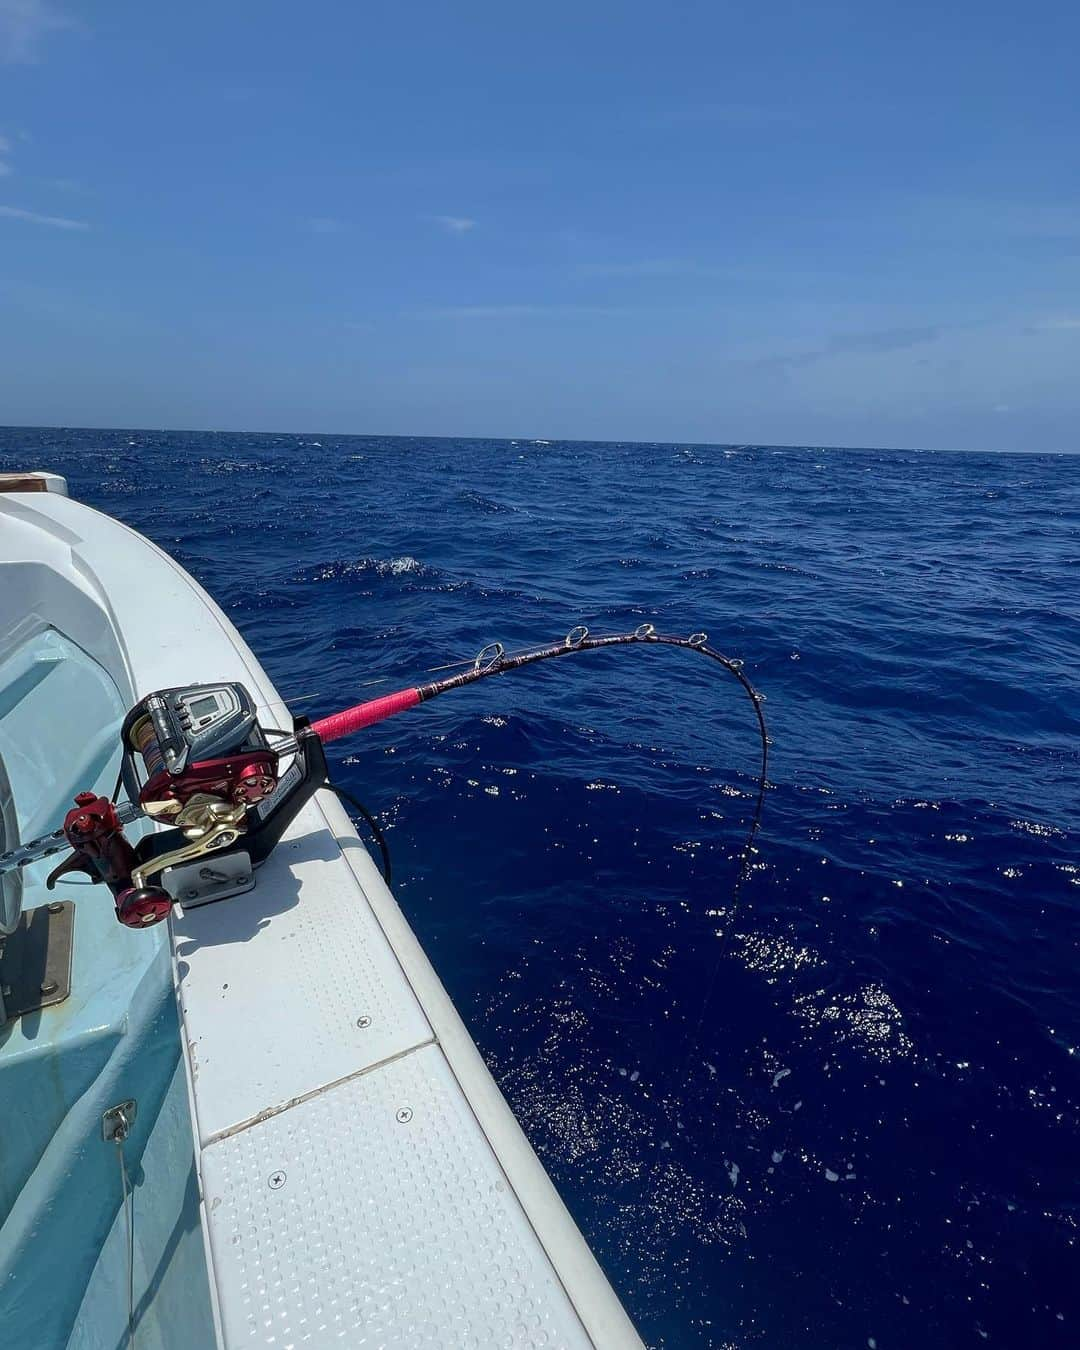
[0,421,1074,456]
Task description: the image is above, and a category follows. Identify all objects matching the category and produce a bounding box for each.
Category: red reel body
[137,749,279,814]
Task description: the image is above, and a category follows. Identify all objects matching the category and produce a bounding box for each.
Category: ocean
[2,428,1077,1349]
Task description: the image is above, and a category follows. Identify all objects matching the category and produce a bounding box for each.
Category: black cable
[325,779,392,886]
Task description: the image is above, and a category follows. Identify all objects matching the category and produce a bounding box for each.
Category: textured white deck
[3,490,643,1350]
[201,1046,590,1348]
[173,801,433,1145]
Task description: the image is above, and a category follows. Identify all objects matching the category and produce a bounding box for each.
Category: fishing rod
[0,624,768,928]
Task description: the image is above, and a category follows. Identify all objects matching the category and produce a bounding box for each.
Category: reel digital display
[124,683,261,780]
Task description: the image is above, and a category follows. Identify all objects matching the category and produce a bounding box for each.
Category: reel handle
[46,792,171,927]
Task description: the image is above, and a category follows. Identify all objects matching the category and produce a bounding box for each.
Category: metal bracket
[163,849,255,909]
[102,1099,137,1142]
[0,899,75,1024]
[132,795,247,891]
[133,726,328,894]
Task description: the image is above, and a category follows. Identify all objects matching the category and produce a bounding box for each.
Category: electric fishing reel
[45,682,326,927]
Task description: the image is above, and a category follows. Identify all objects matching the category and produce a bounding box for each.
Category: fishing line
[311,624,767,888]
[109,1108,136,1350]
[119,1140,135,1350]
[313,628,765,896]
[313,624,770,1181]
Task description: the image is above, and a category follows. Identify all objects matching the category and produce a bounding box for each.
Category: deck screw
[47,902,64,914]
[356,1015,371,1028]
[268,1170,286,1190]
[40,980,58,995]
[396,1107,413,1124]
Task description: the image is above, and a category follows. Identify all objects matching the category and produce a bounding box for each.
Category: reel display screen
[123,682,261,783]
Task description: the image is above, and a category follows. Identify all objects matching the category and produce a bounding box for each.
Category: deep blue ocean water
[3,428,1077,1350]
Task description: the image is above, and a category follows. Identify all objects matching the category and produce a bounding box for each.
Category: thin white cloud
[0,163,10,177]
[1028,317,1080,331]
[0,203,88,229]
[0,135,9,154]
[647,102,800,130]
[573,258,691,278]
[908,195,1080,241]
[432,215,476,234]
[46,176,86,193]
[0,0,78,63]
[305,216,346,234]
[571,257,768,281]
[419,303,618,319]
[569,257,810,285]
[747,324,946,375]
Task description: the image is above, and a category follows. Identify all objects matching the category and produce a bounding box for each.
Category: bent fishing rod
[0,623,768,929]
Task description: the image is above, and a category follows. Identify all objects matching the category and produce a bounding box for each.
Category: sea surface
[2,428,1077,1350]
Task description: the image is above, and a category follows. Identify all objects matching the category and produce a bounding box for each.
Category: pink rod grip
[310,687,422,743]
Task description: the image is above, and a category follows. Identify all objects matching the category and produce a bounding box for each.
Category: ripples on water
[3,429,1077,1349]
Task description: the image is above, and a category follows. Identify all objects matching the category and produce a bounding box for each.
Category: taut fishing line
[309,622,769,897]
[313,621,771,1196]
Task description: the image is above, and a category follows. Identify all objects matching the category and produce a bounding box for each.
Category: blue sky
[1,0,1078,449]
